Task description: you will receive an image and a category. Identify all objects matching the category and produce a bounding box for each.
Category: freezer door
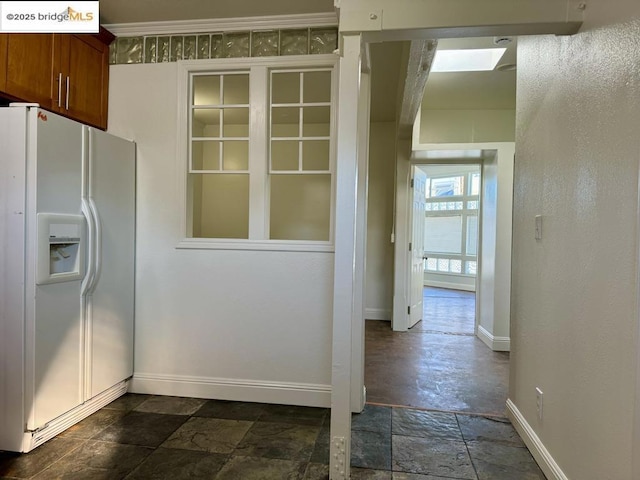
[85,127,135,398]
[30,108,84,429]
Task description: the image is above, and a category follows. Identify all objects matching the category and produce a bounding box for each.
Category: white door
[31,109,84,429]
[408,166,427,328]
[84,127,136,398]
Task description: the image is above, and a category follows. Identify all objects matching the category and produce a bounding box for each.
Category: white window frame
[424,171,480,276]
[175,55,338,252]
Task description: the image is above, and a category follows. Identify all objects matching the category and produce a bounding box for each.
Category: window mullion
[248,65,268,240]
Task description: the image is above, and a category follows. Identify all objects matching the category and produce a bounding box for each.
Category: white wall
[364,122,396,320]
[108,63,333,406]
[510,4,640,479]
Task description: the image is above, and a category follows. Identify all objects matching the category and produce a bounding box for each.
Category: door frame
[330,3,584,478]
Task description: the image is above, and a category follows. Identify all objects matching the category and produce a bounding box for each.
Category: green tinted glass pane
[272,72,300,104]
[302,140,330,171]
[223,108,249,137]
[223,74,249,104]
[271,107,300,137]
[192,109,220,137]
[303,71,331,103]
[193,174,249,238]
[223,141,249,170]
[271,141,299,171]
[193,75,221,105]
[302,106,330,136]
[270,174,331,241]
[192,141,220,170]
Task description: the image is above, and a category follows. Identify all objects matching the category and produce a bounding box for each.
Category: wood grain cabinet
[0,29,113,129]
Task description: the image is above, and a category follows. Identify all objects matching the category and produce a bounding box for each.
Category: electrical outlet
[535,387,544,421]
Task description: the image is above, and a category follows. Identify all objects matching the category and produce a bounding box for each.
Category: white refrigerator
[0,105,135,452]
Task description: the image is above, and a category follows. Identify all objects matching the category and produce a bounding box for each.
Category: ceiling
[422,37,517,111]
[369,36,516,122]
[99,0,336,24]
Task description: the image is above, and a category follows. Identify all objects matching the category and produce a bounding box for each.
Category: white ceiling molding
[338,0,584,39]
[104,12,338,37]
[397,39,437,139]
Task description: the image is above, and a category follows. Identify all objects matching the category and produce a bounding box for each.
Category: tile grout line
[455,412,480,480]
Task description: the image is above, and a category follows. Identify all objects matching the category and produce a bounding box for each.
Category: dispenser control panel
[36,213,84,285]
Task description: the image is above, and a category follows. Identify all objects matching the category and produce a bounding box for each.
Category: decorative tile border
[110,27,338,65]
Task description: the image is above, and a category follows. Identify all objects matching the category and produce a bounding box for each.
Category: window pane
[190,174,249,238]
[223,108,249,137]
[437,258,449,272]
[223,141,248,170]
[271,141,299,171]
[223,74,249,104]
[272,72,300,104]
[467,216,478,256]
[192,109,220,137]
[270,174,330,241]
[470,173,481,195]
[191,141,220,170]
[424,215,462,254]
[450,259,462,273]
[466,261,477,275]
[193,75,220,105]
[429,176,463,197]
[467,200,478,210]
[272,107,300,137]
[426,258,437,271]
[302,106,330,137]
[303,71,331,103]
[302,140,330,171]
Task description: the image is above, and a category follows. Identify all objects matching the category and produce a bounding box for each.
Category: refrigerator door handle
[87,198,102,295]
[80,199,96,297]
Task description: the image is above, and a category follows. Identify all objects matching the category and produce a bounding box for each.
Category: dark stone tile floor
[0,395,545,479]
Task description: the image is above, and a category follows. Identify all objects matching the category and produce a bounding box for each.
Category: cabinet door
[62,35,109,129]
[5,34,55,108]
[0,34,7,92]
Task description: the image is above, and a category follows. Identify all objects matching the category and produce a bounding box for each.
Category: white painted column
[351,71,370,413]
[392,138,412,331]
[330,33,362,480]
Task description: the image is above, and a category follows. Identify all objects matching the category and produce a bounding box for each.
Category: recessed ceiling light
[431,48,507,73]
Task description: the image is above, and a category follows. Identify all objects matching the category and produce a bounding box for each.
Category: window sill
[176,238,335,253]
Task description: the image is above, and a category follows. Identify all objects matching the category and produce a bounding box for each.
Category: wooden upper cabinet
[59,34,109,129]
[0,35,7,92]
[0,29,113,129]
[4,34,56,109]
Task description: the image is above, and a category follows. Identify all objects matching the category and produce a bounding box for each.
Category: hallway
[364,287,509,416]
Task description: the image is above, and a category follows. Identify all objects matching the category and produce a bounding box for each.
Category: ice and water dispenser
[36,213,84,285]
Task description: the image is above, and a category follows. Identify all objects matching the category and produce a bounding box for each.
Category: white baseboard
[129,373,331,408]
[365,308,391,320]
[477,325,511,351]
[506,399,568,480]
[23,381,128,452]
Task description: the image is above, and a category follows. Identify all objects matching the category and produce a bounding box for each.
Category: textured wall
[511,6,640,478]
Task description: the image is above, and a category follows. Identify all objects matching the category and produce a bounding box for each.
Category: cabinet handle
[57,73,62,107]
[65,76,70,110]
